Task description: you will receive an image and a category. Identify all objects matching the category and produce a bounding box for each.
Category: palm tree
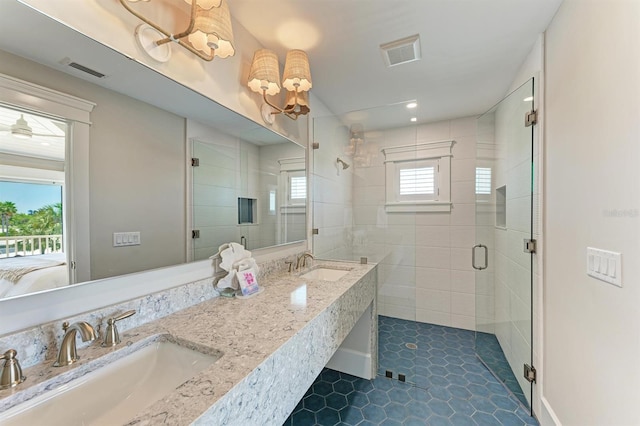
[0,201,17,236]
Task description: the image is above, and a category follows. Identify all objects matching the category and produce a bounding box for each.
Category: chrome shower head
[337,157,350,170]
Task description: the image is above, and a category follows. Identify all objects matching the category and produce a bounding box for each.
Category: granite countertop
[0,260,377,425]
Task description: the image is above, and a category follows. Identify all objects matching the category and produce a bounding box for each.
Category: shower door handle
[472,244,488,270]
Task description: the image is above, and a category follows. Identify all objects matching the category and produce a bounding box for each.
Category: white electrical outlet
[113,232,141,247]
[587,247,621,287]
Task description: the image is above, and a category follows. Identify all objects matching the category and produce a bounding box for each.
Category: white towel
[213,241,259,292]
[219,242,252,272]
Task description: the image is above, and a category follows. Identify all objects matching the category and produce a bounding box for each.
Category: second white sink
[0,338,221,426]
[301,267,350,282]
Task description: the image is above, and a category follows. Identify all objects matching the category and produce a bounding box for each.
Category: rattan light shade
[282,50,312,92]
[184,0,222,10]
[248,49,282,96]
[187,0,235,58]
[285,90,310,115]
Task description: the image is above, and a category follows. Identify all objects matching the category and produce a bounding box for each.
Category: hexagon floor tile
[283,317,538,425]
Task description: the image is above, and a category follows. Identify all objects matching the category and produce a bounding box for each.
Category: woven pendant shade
[248,49,281,96]
[187,0,235,58]
[285,90,310,115]
[282,50,312,92]
[184,0,222,10]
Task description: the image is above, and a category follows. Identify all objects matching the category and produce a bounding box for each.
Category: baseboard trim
[540,396,562,426]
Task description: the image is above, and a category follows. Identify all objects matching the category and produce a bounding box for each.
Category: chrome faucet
[53,321,97,367]
[296,252,314,270]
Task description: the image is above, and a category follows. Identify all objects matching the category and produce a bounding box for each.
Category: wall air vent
[380,34,422,67]
[59,58,106,78]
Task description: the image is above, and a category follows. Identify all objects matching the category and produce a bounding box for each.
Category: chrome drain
[405,343,417,350]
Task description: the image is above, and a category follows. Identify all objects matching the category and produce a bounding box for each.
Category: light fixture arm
[261,89,303,120]
[119,0,216,61]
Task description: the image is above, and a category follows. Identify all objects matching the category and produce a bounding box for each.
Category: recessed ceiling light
[41,142,50,146]
[406,102,417,109]
[410,117,417,122]
[523,96,534,102]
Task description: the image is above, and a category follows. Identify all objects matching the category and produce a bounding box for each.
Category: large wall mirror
[0,2,307,301]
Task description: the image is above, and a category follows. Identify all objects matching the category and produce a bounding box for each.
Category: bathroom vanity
[0,259,377,425]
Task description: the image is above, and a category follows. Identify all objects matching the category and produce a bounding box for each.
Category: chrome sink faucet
[296,252,314,270]
[53,321,97,367]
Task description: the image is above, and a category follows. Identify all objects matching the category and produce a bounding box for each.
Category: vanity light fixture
[247,49,312,123]
[119,0,235,63]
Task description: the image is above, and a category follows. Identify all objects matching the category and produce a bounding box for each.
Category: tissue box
[236,267,260,296]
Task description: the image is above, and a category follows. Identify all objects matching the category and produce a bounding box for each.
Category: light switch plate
[587,247,621,287]
[113,231,141,247]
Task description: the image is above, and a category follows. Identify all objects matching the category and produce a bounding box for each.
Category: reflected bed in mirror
[0,2,307,301]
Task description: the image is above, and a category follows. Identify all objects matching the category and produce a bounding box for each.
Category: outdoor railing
[0,235,63,258]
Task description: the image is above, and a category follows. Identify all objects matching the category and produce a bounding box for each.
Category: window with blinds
[290,176,306,200]
[400,167,435,195]
[475,167,492,195]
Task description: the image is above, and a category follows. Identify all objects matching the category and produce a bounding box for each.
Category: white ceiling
[0,0,563,137]
[230,0,563,127]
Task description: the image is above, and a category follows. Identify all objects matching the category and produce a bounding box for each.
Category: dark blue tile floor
[283,316,538,425]
[475,332,528,408]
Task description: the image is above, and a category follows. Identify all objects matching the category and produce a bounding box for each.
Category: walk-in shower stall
[312,78,537,412]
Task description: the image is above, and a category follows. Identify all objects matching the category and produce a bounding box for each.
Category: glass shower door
[474,79,535,410]
[312,105,419,384]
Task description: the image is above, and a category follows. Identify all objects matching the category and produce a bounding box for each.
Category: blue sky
[0,181,62,213]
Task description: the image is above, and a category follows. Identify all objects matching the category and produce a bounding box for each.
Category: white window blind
[400,167,435,195]
[290,176,306,200]
[475,167,492,195]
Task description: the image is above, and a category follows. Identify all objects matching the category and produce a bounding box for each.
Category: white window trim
[0,73,95,282]
[381,140,455,213]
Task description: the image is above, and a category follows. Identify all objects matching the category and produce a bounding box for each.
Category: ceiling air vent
[380,34,421,67]
[59,58,106,79]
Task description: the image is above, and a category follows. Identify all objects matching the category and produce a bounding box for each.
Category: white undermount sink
[301,267,351,282]
[0,338,221,426]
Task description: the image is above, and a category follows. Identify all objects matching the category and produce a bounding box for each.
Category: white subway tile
[415,267,451,291]
[416,289,451,312]
[415,212,450,226]
[417,120,451,141]
[384,305,417,321]
[451,270,475,294]
[451,292,476,316]
[415,225,451,247]
[452,181,476,204]
[451,158,476,182]
[451,247,473,271]
[450,203,475,226]
[451,135,477,160]
[450,314,476,331]
[415,309,451,327]
[450,117,477,138]
[450,226,475,248]
[415,247,451,269]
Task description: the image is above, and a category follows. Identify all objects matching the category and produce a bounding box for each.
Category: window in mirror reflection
[0,104,69,299]
[289,174,307,203]
[269,190,276,215]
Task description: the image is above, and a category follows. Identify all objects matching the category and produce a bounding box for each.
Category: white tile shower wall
[312,116,354,259]
[351,117,479,330]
